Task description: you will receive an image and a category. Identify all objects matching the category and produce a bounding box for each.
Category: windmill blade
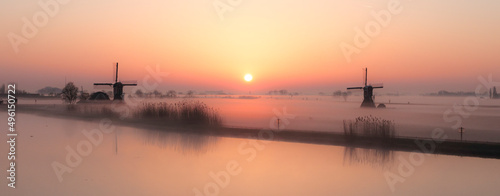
[93,83,113,86]
[347,87,363,90]
[112,62,119,83]
[364,68,368,86]
[121,80,138,85]
[371,83,384,88]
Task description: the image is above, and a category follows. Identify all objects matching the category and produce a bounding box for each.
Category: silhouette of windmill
[347,68,383,108]
[94,63,137,100]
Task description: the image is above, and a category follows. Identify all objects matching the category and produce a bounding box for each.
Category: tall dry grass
[343,115,396,138]
[135,101,222,126]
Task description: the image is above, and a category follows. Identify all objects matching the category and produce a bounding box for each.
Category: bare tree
[62,82,78,104]
[135,89,144,97]
[342,91,352,101]
[79,91,89,101]
[166,90,177,98]
[186,90,195,98]
[153,90,162,97]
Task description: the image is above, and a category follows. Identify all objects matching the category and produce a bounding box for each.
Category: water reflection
[139,129,219,155]
[343,146,395,167]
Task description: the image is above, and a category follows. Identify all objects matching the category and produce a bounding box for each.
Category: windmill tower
[94,63,137,100]
[347,68,383,108]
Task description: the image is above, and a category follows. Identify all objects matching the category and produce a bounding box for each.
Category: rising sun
[244,74,253,82]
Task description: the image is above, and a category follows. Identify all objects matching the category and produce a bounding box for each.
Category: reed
[135,100,222,126]
[343,115,396,138]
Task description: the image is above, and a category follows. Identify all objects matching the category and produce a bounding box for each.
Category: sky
[1,0,499,95]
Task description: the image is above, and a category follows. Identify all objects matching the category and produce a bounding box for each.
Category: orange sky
[1,0,499,94]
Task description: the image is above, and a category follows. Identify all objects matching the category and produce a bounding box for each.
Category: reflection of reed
[70,104,120,118]
[141,129,218,155]
[343,146,394,167]
[342,116,396,167]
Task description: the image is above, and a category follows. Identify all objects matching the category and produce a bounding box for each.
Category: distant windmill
[94,63,137,100]
[347,68,383,108]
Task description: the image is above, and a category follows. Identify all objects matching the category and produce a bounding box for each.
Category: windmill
[94,63,137,100]
[347,68,383,108]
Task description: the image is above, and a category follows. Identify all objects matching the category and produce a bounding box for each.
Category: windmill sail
[347,68,383,108]
[93,62,137,100]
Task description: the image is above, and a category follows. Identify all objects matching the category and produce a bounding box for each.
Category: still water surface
[1,107,499,195]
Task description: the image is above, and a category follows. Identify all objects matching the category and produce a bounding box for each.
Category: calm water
[20,95,499,141]
[2,95,500,195]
